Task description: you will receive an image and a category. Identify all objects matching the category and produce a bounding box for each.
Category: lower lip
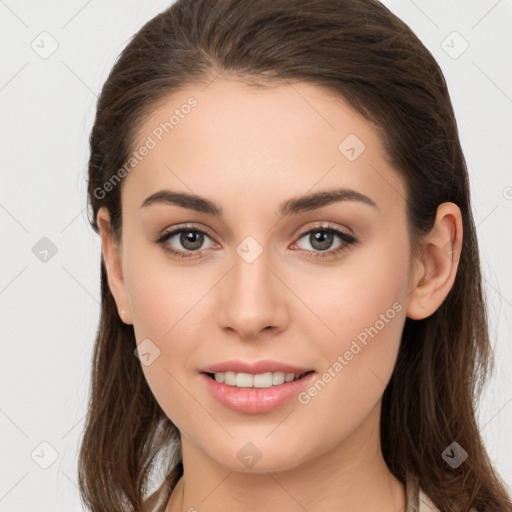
[200,372,316,414]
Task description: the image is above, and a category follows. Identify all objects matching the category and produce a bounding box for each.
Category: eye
[154,223,359,261]
[291,224,359,260]
[154,225,217,260]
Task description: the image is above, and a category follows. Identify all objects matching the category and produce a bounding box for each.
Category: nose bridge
[218,235,286,337]
[231,238,276,309]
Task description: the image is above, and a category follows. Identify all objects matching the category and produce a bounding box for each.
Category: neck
[166,403,406,512]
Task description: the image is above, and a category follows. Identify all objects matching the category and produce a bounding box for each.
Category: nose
[217,248,289,340]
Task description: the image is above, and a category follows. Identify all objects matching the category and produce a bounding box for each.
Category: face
[99,78,422,473]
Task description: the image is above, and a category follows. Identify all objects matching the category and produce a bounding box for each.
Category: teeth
[213,371,305,388]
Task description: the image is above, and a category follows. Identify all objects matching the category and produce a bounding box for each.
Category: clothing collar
[405,471,439,511]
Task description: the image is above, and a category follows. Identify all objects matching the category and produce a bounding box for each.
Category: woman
[78,0,511,510]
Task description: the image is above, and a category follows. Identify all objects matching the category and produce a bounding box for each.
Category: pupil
[181,231,203,250]
[312,231,332,250]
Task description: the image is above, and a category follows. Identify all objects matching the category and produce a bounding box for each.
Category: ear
[406,202,463,320]
[96,206,133,325]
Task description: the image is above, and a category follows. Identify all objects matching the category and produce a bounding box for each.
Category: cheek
[300,245,407,407]
[123,246,216,428]
[304,241,408,351]
[126,264,207,431]
[125,229,408,439]
[124,239,199,339]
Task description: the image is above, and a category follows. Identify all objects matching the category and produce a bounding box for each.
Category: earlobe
[406,202,463,320]
[96,206,133,325]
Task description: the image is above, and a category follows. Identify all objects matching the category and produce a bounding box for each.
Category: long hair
[79,0,511,510]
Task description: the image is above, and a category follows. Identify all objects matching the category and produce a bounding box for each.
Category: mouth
[203,370,315,389]
[201,369,317,414]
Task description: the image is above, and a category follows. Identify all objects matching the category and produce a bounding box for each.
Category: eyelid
[291,220,355,238]
[292,223,358,249]
[155,220,358,259]
[158,221,353,243]
[158,223,217,241]
[292,221,355,241]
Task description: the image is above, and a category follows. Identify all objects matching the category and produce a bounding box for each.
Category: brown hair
[79,0,511,511]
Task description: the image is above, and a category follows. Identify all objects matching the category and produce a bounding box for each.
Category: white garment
[406,471,439,511]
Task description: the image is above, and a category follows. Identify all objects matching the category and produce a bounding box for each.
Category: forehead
[122,78,405,222]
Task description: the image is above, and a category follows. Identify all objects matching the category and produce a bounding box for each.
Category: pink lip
[200,371,316,414]
[200,359,314,375]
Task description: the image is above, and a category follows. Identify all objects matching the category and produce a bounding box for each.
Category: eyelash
[153,223,359,261]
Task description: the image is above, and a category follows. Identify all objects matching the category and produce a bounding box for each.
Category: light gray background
[1,0,511,510]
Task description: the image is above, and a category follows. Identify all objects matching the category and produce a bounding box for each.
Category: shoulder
[142,479,171,512]
[418,487,479,512]
[418,478,477,512]
[417,486,440,511]
[409,473,478,512]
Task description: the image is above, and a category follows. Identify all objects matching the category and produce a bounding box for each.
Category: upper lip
[200,359,314,375]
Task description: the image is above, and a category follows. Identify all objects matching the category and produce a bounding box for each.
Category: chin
[202,436,314,474]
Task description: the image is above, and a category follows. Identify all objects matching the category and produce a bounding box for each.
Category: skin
[97,77,463,512]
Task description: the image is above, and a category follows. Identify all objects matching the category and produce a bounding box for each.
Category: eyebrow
[140,187,379,217]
